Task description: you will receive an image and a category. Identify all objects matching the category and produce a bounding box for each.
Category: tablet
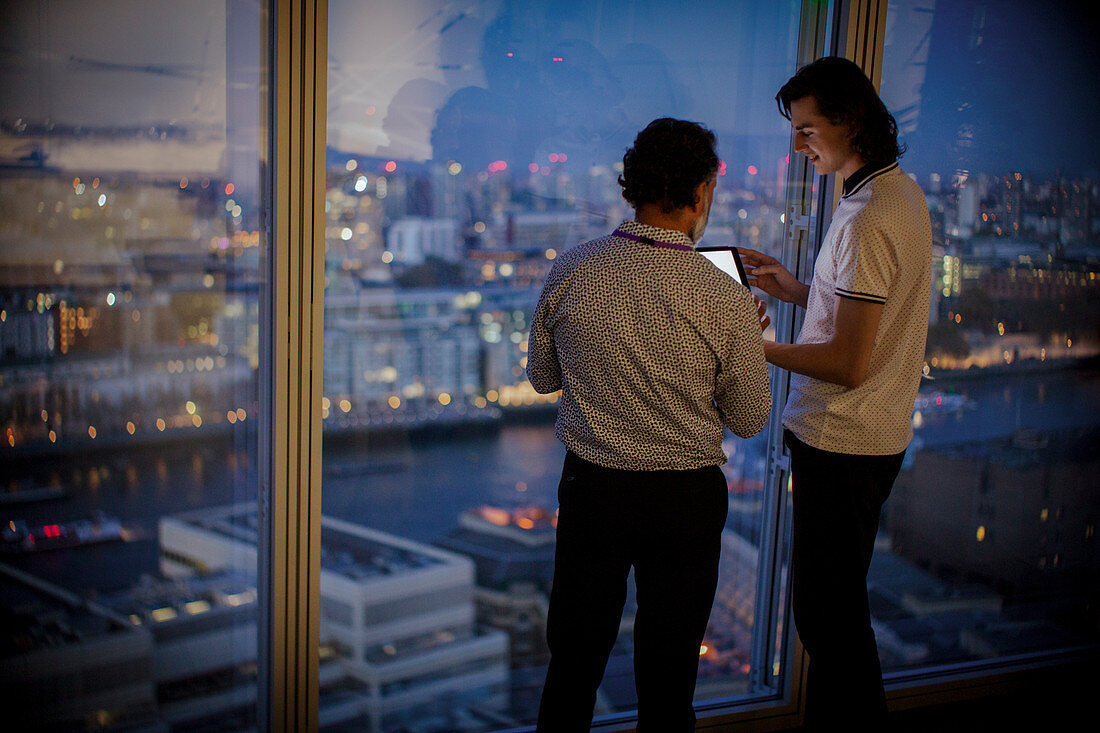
[697,245,749,288]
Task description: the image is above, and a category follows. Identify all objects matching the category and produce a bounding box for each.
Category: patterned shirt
[527,220,771,471]
[783,163,933,455]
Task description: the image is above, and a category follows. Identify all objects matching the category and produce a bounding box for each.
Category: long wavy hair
[776,56,905,163]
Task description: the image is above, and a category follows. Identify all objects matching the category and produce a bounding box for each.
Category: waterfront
[3,365,1097,597]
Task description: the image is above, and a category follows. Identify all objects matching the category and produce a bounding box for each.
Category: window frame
[261,1,327,731]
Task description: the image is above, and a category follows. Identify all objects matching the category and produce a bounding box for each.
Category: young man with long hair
[740,57,933,727]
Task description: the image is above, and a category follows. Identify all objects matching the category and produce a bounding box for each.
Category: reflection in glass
[874,0,1099,675]
[323,1,801,729]
[0,1,268,729]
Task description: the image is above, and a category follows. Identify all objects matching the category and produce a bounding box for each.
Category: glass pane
[876,0,1099,674]
[0,1,270,730]
[322,1,802,729]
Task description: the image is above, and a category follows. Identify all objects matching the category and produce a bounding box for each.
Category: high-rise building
[158,504,511,731]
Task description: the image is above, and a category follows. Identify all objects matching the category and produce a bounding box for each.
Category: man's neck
[634,205,694,238]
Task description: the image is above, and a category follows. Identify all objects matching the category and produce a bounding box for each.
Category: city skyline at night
[1,1,1097,731]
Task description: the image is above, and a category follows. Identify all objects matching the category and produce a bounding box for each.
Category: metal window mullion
[745,0,891,719]
[746,0,836,706]
[262,1,327,732]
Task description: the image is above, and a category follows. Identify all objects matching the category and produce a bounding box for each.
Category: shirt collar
[842,160,898,197]
[615,219,697,249]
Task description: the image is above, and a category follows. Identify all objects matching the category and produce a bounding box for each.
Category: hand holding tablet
[699,245,771,332]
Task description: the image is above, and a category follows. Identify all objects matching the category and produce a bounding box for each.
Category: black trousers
[785,430,905,730]
[536,451,728,732]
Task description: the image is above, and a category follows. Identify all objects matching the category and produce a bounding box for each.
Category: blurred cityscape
[3,128,1098,730]
[4,149,1097,455]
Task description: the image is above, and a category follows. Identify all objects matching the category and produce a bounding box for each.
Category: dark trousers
[785,430,905,730]
[536,451,728,732]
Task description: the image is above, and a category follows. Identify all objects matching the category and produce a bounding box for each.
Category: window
[875,0,1099,677]
[320,1,807,729]
[0,1,271,729]
[7,1,1092,729]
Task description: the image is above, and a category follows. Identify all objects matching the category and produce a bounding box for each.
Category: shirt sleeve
[526,264,563,394]
[833,218,898,305]
[713,290,771,438]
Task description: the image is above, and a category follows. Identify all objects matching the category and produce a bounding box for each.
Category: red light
[747,165,758,175]
[548,153,559,163]
[559,153,566,162]
[506,52,514,57]
[718,160,727,176]
[384,161,397,173]
[365,105,376,116]
[43,524,61,538]
[552,57,563,62]
[528,163,539,173]
[224,183,235,196]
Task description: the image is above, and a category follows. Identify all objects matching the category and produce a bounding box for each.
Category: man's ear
[691,179,708,213]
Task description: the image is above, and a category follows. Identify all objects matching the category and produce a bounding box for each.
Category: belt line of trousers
[536,451,728,732]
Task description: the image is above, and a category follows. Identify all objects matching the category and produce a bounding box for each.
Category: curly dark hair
[618,118,719,213]
[776,56,905,163]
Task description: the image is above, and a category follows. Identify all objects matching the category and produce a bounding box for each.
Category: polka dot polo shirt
[783,163,934,456]
[527,219,772,471]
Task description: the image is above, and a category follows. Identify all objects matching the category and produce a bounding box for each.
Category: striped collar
[842,160,898,198]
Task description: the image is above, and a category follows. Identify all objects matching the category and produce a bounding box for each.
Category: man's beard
[690,206,710,243]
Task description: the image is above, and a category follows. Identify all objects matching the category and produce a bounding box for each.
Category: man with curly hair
[739,57,933,727]
[527,118,771,731]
